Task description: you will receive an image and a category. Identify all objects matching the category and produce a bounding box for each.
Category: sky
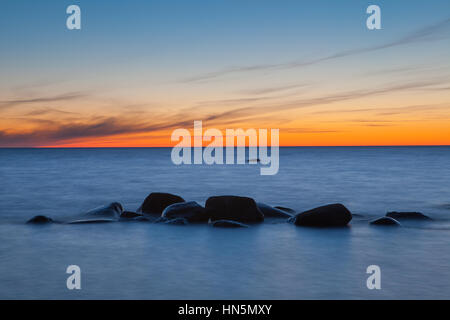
[0,0,449,147]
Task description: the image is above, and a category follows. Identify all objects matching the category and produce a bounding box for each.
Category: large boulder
[66,202,123,224]
[386,211,431,220]
[212,220,249,228]
[205,196,264,223]
[370,216,401,226]
[137,192,185,215]
[27,215,54,224]
[162,201,208,222]
[257,203,293,218]
[294,203,352,227]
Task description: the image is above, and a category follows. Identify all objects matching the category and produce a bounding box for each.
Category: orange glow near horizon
[36,120,450,148]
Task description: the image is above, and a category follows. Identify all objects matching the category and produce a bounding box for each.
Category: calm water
[0,147,449,299]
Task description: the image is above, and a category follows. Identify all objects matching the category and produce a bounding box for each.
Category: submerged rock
[120,211,143,219]
[66,202,123,224]
[27,215,53,224]
[386,211,431,220]
[370,216,401,226]
[164,217,189,225]
[205,196,264,223]
[137,192,185,215]
[274,206,296,215]
[162,201,208,222]
[257,202,293,218]
[212,220,249,228]
[294,203,352,227]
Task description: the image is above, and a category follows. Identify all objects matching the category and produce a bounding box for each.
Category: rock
[162,201,208,222]
[137,192,185,215]
[27,215,53,224]
[164,218,189,225]
[294,203,352,227]
[205,196,264,223]
[370,216,401,226]
[212,220,249,228]
[274,206,296,215]
[66,202,123,224]
[386,211,431,220]
[120,211,143,219]
[257,202,293,218]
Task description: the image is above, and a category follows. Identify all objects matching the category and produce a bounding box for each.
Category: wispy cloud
[23,108,79,116]
[0,92,87,109]
[182,18,450,83]
[238,83,309,95]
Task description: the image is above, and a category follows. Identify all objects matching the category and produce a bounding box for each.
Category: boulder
[294,203,352,227]
[162,201,208,222]
[257,202,293,218]
[27,215,53,224]
[386,211,431,220]
[370,216,401,226]
[137,192,185,215]
[205,196,264,223]
[66,202,123,224]
[212,220,249,228]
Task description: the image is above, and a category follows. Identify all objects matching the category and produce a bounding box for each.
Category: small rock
[294,203,352,227]
[370,216,401,226]
[386,211,431,220]
[27,215,53,224]
[257,202,293,218]
[162,201,208,222]
[67,202,123,224]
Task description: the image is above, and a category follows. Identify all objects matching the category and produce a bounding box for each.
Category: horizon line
[1,144,450,149]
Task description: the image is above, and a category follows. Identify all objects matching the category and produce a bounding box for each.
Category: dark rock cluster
[26,192,433,228]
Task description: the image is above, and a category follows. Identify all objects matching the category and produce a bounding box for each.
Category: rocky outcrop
[294,203,352,227]
[205,196,264,223]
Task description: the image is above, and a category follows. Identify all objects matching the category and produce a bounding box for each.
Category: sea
[0,147,449,299]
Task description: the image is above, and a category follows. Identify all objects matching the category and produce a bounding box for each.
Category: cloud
[238,83,309,95]
[181,18,450,83]
[0,92,87,109]
[311,103,450,116]
[0,115,199,147]
[23,108,79,116]
[197,78,448,123]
